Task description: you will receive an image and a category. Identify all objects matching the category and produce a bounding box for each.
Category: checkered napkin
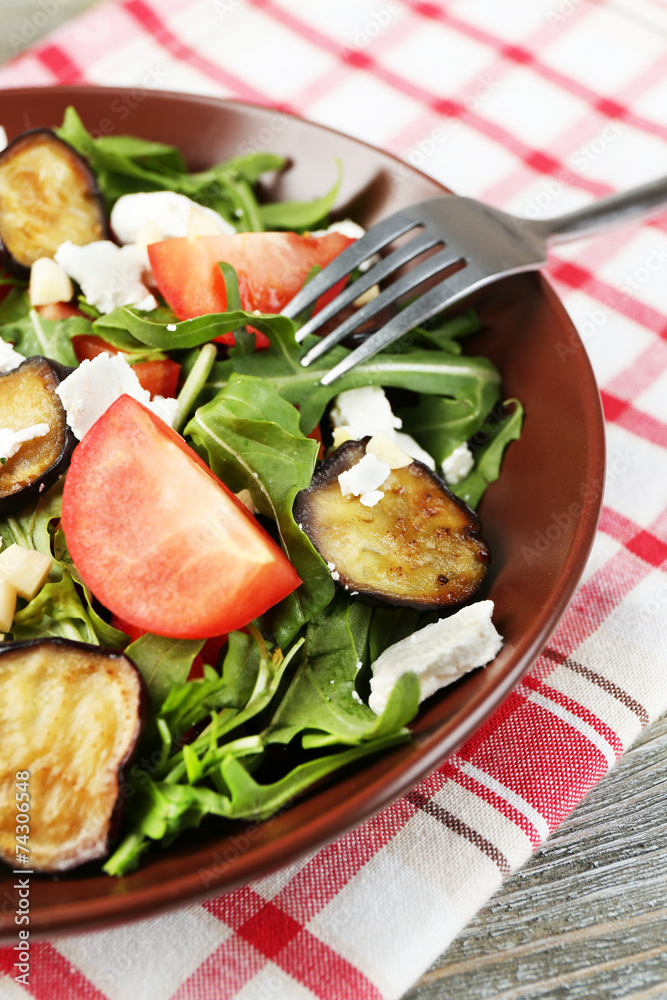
[2,0,667,997]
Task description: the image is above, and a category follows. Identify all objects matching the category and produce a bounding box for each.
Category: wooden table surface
[1,4,666,999]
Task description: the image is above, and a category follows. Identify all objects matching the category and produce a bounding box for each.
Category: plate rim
[0,85,606,938]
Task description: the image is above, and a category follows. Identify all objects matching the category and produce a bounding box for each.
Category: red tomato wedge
[62,395,300,639]
[147,231,355,346]
[72,335,180,399]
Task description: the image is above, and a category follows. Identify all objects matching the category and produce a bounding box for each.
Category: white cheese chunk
[0,423,50,463]
[442,442,474,484]
[110,191,235,244]
[0,127,6,153]
[29,257,74,307]
[147,395,179,429]
[331,386,401,439]
[0,340,25,374]
[331,386,435,470]
[365,433,413,469]
[54,240,157,315]
[338,452,390,506]
[55,353,176,439]
[369,600,503,715]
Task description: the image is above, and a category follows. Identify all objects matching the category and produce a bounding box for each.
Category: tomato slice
[35,302,84,321]
[72,335,180,398]
[62,395,300,639]
[147,231,355,347]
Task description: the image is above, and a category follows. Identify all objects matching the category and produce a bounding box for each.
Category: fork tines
[281,198,477,382]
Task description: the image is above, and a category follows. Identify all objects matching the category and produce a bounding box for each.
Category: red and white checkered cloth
[2,1,667,997]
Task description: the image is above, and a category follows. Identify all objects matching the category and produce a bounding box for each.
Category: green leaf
[453,399,524,508]
[203,324,503,437]
[125,633,204,709]
[259,160,342,231]
[186,374,334,644]
[0,291,82,366]
[268,593,420,746]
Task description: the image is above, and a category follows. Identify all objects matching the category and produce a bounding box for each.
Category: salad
[0,108,522,877]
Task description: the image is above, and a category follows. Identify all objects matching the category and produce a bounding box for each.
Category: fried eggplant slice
[0,128,107,277]
[294,439,489,608]
[0,638,146,872]
[0,356,75,515]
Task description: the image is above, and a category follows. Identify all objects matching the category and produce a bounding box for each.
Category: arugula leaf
[453,399,524,508]
[125,633,204,709]
[259,160,342,231]
[0,289,82,366]
[268,593,420,747]
[55,107,285,230]
[186,373,334,644]
[204,330,502,437]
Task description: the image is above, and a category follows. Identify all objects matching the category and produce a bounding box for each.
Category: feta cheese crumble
[55,353,178,439]
[369,600,503,715]
[0,127,6,153]
[54,240,157,315]
[331,386,435,469]
[110,191,235,244]
[326,560,340,581]
[338,451,390,507]
[441,442,474,485]
[0,423,50,463]
[0,340,25,375]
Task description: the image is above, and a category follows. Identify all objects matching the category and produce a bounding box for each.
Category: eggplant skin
[294,439,490,608]
[0,355,76,516]
[0,638,147,873]
[0,128,108,278]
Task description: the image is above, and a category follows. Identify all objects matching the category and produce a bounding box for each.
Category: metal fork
[281,177,667,384]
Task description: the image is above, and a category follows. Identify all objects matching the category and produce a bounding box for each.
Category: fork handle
[540,175,667,245]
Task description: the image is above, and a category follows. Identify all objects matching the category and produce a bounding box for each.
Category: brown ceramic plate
[0,86,604,938]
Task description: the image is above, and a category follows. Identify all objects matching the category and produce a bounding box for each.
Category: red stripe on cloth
[275,799,416,923]
[35,44,86,84]
[408,2,667,143]
[555,547,655,661]
[598,505,643,545]
[279,931,384,1000]
[550,261,667,339]
[605,341,667,403]
[600,390,667,448]
[171,933,265,1000]
[203,887,382,1000]
[249,0,612,200]
[11,942,106,1000]
[626,530,667,568]
[122,0,274,105]
[523,675,624,756]
[439,758,543,848]
[459,697,611,831]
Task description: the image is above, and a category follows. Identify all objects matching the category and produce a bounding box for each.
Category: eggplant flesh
[0,355,75,514]
[294,439,489,608]
[0,638,146,872]
[0,128,107,277]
